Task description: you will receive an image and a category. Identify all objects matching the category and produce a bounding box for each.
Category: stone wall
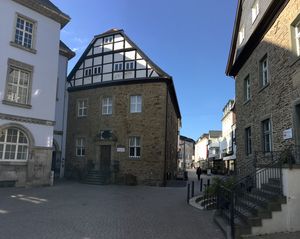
[235,0,300,167]
[66,81,179,186]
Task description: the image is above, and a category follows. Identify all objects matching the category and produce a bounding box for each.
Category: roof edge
[12,0,70,28]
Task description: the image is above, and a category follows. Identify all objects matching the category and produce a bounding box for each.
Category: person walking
[196,166,202,181]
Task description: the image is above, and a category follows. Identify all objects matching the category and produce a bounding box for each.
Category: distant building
[219,100,236,174]
[207,130,222,174]
[178,136,195,169]
[66,29,181,186]
[0,0,72,186]
[195,133,209,163]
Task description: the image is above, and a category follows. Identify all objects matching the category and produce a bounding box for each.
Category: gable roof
[226,0,289,77]
[68,29,171,81]
[12,0,70,28]
[67,29,181,119]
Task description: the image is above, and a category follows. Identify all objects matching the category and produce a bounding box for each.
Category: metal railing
[216,151,284,238]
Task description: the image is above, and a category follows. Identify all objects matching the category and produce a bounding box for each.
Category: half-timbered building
[66,29,181,186]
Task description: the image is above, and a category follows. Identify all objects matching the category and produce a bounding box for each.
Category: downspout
[163,83,169,186]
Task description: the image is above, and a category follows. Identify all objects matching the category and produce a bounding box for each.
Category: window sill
[258,83,270,93]
[0,161,27,166]
[128,157,141,160]
[77,115,87,118]
[243,99,251,105]
[10,42,37,54]
[2,100,32,109]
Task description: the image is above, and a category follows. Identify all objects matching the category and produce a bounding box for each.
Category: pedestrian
[196,166,202,181]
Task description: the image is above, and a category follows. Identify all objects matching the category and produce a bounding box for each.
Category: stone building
[66,29,181,186]
[0,0,73,186]
[225,0,300,235]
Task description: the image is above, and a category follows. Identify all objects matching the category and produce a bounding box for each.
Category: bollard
[187,183,190,204]
[191,181,194,197]
[200,178,203,192]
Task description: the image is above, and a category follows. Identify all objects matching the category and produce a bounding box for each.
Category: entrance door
[100,145,111,172]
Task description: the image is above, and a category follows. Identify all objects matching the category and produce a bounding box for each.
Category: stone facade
[66,81,179,186]
[234,0,300,166]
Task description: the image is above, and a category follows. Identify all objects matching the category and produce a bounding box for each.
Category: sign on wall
[283,128,293,140]
[116,147,125,153]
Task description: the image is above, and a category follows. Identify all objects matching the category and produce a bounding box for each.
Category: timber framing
[226,0,289,77]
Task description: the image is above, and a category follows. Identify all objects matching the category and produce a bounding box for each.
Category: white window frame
[244,76,251,101]
[0,128,29,161]
[262,119,272,153]
[14,14,35,49]
[77,99,88,117]
[126,61,135,70]
[5,59,33,107]
[102,97,112,115]
[130,95,142,113]
[104,36,113,44]
[295,21,300,56]
[251,0,259,24]
[76,138,86,157]
[245,127,252,156]
[129,136,141,158]
[238,26,245,45]
[260,55,269,87]
[114,63,123,72]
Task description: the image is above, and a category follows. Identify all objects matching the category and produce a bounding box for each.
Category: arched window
[0,128,29,160]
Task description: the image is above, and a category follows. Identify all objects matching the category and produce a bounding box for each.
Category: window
[85,68,92,76]
[104,36,113,44]
[260,55,269,87]
[14,15,35,49]
[251,0,259,24]
[244,75,251,101]
[262,119,272,152]
[94,66,102,75]
[0,128,29,161]
[76,138,86,157]
[245,127,252,156]
[114,63,123,71]
[102,97,112,115]
[295,21,300,56]
[129,136,141,158]
[5,59,33,106]
[238,26,245,45]
[77,99,88,117]
[130,95,142,113]
[126,61,134,70]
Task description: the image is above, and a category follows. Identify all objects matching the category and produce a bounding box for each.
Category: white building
[195,133,209,163]
[53,41,75,179]
[0,0,72,186]
[219,99,236,174]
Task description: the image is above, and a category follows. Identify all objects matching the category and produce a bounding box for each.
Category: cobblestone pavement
[0,182,223,239]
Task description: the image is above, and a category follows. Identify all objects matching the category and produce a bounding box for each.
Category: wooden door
[100,145,111,172]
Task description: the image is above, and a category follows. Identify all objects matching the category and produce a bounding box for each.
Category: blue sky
[52,0,236,141]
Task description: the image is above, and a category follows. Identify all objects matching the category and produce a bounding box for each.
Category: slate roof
[59,41,75,59]
[12,0,70,28]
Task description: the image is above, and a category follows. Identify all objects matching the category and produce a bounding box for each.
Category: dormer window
[238,26,245,45]
[251,0,259,24]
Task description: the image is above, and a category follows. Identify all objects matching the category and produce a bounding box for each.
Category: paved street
[0,182,223,239]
